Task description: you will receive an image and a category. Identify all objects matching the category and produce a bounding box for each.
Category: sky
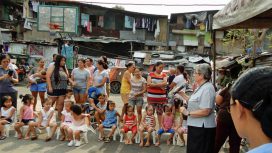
[79,0,232,16]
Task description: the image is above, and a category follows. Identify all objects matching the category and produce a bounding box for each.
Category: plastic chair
[137,130,156,144]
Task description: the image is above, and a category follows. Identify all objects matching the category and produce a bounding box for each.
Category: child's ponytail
[20,94,34,105]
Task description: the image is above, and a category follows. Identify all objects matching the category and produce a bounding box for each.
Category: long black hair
[97,59,108,69]
[54,55,68,84]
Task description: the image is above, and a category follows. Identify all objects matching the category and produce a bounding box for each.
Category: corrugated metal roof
[57,36,143,43]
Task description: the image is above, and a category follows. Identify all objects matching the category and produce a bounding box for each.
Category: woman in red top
[147,61,167,128]
[120,105,137,144]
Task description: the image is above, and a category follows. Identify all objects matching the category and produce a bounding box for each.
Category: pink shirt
[23,105,34,120]
[163,114,174,129]
[86,66,95,85]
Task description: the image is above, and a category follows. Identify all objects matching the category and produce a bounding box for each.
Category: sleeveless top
[124,114,136,126]
[147,72,167,104]
[163,114,174,129]
[72,116,85,127]
[41,107,55,123]
[144,114,155,127]
[103,110,117,126]
[1,106,15,118]
[61,110,72,123]
[23,105,34,120]
[50,67,68,90]
[120,72,132,94]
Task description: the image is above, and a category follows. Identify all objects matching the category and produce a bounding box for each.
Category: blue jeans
[73,88,87,95]
[157,128,175,135]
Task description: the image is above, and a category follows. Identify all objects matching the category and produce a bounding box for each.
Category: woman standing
[147,61,167,128]
[93,60,108,95]
[85,58,95,86]
[0,54,18,108]
[230,67,272,153]
[214,82,241,153]
[179,63,216,153]
[46,55,71,118]
[71,59,90,104]
[128,67,146,125]
[120,62,135,119]
[28,58,47,110]
[169,65,187,95]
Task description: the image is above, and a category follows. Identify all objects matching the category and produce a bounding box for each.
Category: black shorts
[21,119,34,125]
[47,89,67,97]
[1,116,12,123]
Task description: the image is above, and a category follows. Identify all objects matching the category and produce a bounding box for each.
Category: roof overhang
[213,0,272,30]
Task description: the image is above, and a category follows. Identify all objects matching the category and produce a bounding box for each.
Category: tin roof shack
[169,11,218,55]
[4,41,58,67]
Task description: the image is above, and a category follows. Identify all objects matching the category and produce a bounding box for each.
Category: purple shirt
[0,67,18,93]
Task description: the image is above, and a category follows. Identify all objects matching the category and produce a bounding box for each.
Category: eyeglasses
[227,98,264,113]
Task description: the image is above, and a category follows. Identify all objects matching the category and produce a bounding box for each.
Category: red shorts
[123,125,137,134]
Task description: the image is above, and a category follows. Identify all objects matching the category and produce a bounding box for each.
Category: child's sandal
[31,136,38,140]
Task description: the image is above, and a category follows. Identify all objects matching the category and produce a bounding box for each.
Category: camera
[8,69,14,76]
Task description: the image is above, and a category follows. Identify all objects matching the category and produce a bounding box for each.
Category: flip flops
[0,136,6,140]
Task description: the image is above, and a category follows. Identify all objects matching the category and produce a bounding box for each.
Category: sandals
[104,137,110,143]
[45,137,52,142]
[0,135,7,140]
[98,137,105,141]
[31,136,38,140]
[24,136,30,140]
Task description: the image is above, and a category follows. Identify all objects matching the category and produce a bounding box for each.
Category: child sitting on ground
[0,96,16,140]
[28,99,57,141]
[27,70,46,87]
[121,105,137,144]
[155,104,175,146]
[98,100,120,142]
[139,104,156,147]
[90,94,107,124]
[67,105,90,147]
[14,94,36,140]
[60,100,74,141]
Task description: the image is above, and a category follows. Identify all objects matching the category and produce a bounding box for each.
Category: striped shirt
[124,114,136,126]
[129,76,146,98]
[144,115,155,128]
[147,72,167,104]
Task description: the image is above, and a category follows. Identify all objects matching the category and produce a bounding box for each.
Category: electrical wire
[83,2,226,6]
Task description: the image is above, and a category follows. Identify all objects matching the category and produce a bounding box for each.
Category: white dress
[41,107,56,127]
[69,116,88,132]
[61,109,73,127]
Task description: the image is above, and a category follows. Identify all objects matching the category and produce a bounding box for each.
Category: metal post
[212,30,216,87]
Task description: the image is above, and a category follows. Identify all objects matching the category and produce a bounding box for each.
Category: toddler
[67,105,89,147]
[0,96,16,140]
[14,94,36,140]
[60,100,74,141]
[155,104,175,146]
[121,105,137,144]
[91,94,107,124]
[28,99,57,141]
[139,105,156,147]
[98,101,120,142]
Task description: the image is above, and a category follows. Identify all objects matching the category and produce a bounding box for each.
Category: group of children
[0,92,187,147]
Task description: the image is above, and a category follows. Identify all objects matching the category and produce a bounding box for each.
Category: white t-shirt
[172,74,186,91]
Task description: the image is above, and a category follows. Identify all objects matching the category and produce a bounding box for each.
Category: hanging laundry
[31,0,39,12]
[125,16,134,28]
[132,19,136,34]
[81,13,89,26]
[24,18,32,30]
[98,16,104,27]
[154,20,160,38]
[87,21,92,32]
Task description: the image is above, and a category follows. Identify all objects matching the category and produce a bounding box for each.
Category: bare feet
[167,139,171,145]
[139,142,144,147]
[144,142,150,147]
[155,142,160,146]
[60,136,66,141]
[125,139,129,144]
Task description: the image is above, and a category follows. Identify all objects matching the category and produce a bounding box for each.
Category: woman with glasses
[230,67,272,153]
[179,63,216,153]
[0,54,19,108]
[214,81,241,153]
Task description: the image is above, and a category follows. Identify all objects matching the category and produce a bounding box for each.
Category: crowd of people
[0,53,272,153]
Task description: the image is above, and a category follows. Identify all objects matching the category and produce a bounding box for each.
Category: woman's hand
[180,107,189,116]
[48,87,53,93]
